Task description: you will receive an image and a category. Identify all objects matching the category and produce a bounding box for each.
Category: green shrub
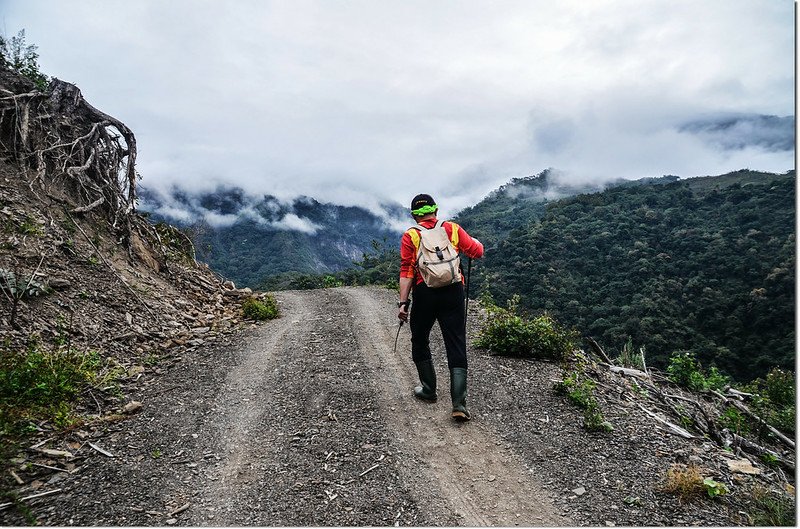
[744,367,796,435]
[0,344,117,433]
[242,295,279,320]
[762,368,795,407]
[476,295,577,360]
[616,337,644,369]
[322,275,343,288]
[554,356,613,432]
[718,406,750,435]
[703,478,729,498]
[748,486,796,526]
[666,351,730,392]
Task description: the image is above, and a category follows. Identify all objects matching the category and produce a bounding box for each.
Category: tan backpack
[411,220,462,288]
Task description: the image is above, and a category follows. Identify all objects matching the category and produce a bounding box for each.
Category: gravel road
[10,287,568,526]
[4,286,764,527]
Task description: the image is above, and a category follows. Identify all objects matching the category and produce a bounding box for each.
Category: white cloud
[3,0,793,211]
[269,213,322,235]
[202,211,240,228]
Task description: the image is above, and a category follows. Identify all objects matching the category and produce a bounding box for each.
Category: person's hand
[398,306,409,322]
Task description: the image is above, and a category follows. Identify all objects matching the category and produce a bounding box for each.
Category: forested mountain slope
[140,188,405,287]
[468,170,794,381]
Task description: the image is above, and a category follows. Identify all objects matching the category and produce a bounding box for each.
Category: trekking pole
[464,257,472,331]
[393,321,404,355]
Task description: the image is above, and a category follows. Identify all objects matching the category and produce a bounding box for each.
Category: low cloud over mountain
[679,114,794,152]
[137,186,408,287]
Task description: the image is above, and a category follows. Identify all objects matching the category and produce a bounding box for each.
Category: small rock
[48,278,71,290]
[727,458,761,475]
[572,486,586,496]
[166,518,177,525]
[488,475,496,482]
[222,280,236,290]
[605,522,615,527]
[126,312,133,325]
[191,326,210,335]
[240,287,253,294]
[123,401,143,414]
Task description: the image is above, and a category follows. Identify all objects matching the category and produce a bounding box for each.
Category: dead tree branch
[586,336,614,365]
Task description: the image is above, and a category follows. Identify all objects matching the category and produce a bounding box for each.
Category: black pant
[410,282,467,369]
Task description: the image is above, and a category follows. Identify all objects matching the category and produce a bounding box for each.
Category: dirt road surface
[11,287,570,526]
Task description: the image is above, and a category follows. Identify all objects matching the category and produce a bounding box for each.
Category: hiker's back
[414,219,462,288]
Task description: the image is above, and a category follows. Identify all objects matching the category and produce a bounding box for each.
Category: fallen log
[732,433,795,473]
[637,404,695,439]
[609,366,649,379]
[709,390,795,450]
[728,399,795,450]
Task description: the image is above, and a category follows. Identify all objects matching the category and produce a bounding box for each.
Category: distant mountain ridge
[139,186,407,287]
[462,168,795,380]
[454,169,683,241]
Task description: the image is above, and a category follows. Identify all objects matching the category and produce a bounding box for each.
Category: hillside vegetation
[296,169,794,383]
[470,169,794,381]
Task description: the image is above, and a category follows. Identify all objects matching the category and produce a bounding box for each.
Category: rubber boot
[414,359,437,402]
[450,367,470,421]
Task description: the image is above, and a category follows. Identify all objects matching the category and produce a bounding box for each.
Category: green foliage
[241,295,279,320]
[468,170,794,381]
[718,406,750,435]
[616,337,644,369]
[322,275,343,288]
[0,343,118,433]
[554,354,612,432]
[18,217,44,236]
[743,367,796,435]
[760,453,779,468]
[0,30,49,90]
[675,404,694,430]
[748,486,795,526]
[475,295,577,360]
[703,478,729,498]
[666,351,729,392]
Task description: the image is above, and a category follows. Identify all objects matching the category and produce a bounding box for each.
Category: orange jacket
[399,217,484,284]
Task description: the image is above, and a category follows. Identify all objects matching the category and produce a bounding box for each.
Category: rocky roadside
[466,307,795,527]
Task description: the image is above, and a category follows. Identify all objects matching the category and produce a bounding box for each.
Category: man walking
[397,194,484,421]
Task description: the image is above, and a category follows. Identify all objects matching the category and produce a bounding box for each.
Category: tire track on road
[191,291,304,524]
[342,286,570,527]
[190,289,449,526]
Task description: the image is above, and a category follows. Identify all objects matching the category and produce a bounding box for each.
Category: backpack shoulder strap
[445,220,460,248]
[406,227,421,251]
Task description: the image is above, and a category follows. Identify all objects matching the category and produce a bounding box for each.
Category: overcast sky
[3,0,795,217]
